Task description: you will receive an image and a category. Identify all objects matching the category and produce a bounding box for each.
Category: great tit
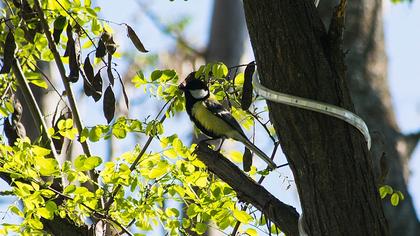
[179,72,276,169]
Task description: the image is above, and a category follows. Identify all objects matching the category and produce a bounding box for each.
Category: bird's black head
[179,72,209,100]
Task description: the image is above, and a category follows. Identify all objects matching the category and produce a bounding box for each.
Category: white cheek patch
[190,89,208,99]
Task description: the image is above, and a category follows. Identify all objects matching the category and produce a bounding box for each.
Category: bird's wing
[202,99,246,137]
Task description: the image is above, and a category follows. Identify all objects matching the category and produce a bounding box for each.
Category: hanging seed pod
[241,62,255,110]
[95,39,106,58]
[92,71,103,102]
[83,56,94,82]
[82,56,95,97]
[101,30,112,43]
[243,147,252,172]
[53,16,67,44]
[0,32,16,74]
[107,54,114,85]
[83,76,94,97]
[103,85,115,124]
[126,24,148,53]
[118,74,129,109]
[66,24,79,82]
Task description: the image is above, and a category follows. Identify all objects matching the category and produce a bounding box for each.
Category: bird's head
[179,72,209,100]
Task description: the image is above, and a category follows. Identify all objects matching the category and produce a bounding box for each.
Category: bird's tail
[239,136,276,169]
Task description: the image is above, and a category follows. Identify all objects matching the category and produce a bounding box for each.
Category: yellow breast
[191,101,236,138]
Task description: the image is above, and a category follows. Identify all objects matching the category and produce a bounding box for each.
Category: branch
[12,60,59,160]
[32,0,98,185]
[194,144,299,236]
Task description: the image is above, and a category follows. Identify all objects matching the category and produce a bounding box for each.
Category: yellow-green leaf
[245,228,258,236]
[233,209,252,224]
[148,161,169,179]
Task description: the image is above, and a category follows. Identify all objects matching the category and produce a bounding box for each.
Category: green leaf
[27,77,48,89]
[148,161,169,179]
[27,218,43,230]
[9,205,23,217]
[396,191,405,200]
[74,155,102,171]
[391,193,399,206]
[379,186,388,199]
[32,145,51,157]
[35,157,59,176]
[37,207,54,220]
[89,126,103,142]
[245,228,258,236]
[63,184,76,194]
[84,156,102,170]
[80,127,89,143]
[165,208,179,217]
[232,209,252,224]
[195,222,207,235]
[151,70,162,81]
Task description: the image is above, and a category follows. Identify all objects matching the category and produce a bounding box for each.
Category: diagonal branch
[12,60,59,160]
[194,144,299,236]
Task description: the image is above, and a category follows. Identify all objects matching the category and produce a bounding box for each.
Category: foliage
[0,1,274,235]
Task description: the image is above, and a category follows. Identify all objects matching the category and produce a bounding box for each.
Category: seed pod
[118,75,129,109]
[82,56,95,97]
[101,30,112,43]
[66,24,79,82]
[92,71,103,102]
[107,54,114,85]
[95,39,106,58]
[241,62,255,110]
[83,56,94,82]
[243,147,252,172]
[126,25,148,53]
[103,85,115,124]
[83,75,94,97]
[0,32,16,74]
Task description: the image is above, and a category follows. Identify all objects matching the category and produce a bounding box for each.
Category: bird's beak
[178,80,186,91]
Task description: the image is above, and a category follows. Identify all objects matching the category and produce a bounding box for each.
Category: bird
[178,72,276,169]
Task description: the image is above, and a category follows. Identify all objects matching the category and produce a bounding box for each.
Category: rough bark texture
[243,0,389,235]
[318,1,420,235]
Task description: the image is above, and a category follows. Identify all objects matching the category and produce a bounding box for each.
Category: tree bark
[243,0,389,235]
[317,1,420,235]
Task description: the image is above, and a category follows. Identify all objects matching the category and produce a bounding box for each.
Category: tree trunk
[243,1,389,235]
[317,1,420,235]
[205,0,246,66]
